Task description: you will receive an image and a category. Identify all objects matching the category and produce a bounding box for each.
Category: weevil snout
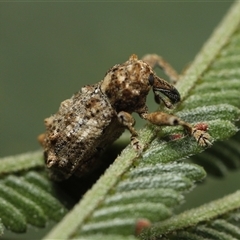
[159,87,181,104]
[149,74,181,108]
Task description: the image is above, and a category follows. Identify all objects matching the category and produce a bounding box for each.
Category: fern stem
[176,0,240,100]
[0,151,43,176]
[140,190,240,239]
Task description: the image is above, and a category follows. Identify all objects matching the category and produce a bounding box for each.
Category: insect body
[39,54,211,181]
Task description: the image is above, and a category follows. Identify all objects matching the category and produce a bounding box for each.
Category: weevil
[39,54,211,181]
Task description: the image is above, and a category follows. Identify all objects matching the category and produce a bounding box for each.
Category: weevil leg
[117,111,143,151]
[139,111,211,147]
[142,54,179,84]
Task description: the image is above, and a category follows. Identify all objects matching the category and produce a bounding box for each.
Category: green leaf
[158,205,240,239]
[0,219,3,237]
[0,196,27,233]
[140,190,240,239]
[0,171,67,233]
[76,234,138,240]
[0,151,43,176]
[0,183,46,227]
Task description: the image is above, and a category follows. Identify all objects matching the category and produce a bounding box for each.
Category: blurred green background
[0,2,234,158]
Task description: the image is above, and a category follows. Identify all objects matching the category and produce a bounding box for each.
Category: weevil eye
[148,73,154,85]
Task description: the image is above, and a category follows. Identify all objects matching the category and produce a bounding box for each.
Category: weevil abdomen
[40,83,125,180]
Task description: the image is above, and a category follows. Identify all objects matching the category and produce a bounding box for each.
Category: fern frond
[0,171,67,233]
[0,151,43,176]
[143,195,240,240]
[0,219,3,237]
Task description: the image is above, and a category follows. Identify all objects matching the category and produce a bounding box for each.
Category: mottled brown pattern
[40,83,124,180]
[101,54,152,113]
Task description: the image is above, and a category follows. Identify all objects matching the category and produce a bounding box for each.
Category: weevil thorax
[101,54,153,113]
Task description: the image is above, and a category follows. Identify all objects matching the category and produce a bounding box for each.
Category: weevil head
[101,54,154,112]
[101,54,180,112]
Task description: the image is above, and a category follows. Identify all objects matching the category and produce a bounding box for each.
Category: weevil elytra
[39,54,211,181]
